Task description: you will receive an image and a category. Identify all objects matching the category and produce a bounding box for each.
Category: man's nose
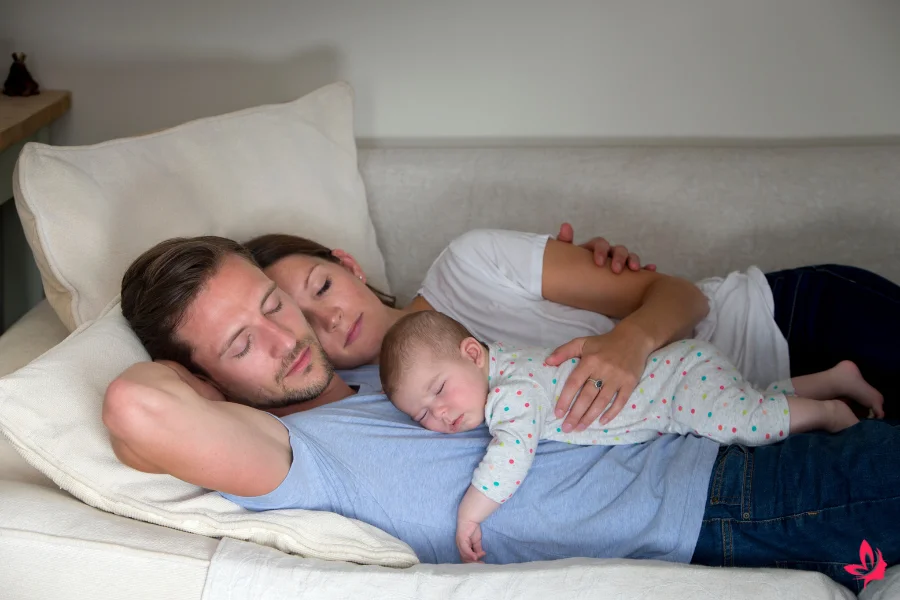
[261,320,297,357]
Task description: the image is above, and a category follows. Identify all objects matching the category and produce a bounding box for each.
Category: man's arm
[102,362,291,497]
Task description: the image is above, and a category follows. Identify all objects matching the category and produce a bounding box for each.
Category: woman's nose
[321,306,342,333]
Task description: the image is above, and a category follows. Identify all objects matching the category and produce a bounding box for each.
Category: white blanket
[202,538,857,600]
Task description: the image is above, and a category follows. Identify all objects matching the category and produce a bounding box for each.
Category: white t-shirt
[418,229,790,387]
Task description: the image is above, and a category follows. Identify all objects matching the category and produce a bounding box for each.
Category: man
[104,236,343,496]
[105,235,898,592]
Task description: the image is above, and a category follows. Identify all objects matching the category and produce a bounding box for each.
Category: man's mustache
[277,340,309,384]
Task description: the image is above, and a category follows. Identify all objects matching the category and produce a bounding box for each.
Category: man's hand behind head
[156,360,227,403]
[103,360,292,495]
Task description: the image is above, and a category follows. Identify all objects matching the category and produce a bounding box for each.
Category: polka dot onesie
[475,340,793,504]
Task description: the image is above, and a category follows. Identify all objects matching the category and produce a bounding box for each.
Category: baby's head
[380,311,490,433]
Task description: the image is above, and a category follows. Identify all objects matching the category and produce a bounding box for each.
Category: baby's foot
[822,399,860,432]
[829,361,885,418]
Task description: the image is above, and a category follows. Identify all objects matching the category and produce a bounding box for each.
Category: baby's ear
[460,337,486,365]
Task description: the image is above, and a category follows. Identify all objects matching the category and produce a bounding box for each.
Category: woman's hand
[456,520,486,563]
[556,222,656,273]
[545,322,655,432]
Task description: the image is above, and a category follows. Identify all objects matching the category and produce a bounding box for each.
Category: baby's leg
[787,396,858,434]
[786,361,884,418]
[666,341,790,444]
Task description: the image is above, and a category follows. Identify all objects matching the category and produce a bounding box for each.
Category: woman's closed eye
[316,277,332,297]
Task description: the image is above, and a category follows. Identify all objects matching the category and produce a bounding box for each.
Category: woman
[246,224,898,426]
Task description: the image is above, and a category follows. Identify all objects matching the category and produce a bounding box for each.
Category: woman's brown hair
[244,234,396,308]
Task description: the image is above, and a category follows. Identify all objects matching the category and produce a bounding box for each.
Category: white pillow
[0,302,418,568]
[13,82,388,331]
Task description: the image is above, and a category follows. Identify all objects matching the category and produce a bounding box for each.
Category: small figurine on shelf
[3,53,41,97]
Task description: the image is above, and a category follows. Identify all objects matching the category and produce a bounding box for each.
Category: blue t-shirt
[224,367,718,564]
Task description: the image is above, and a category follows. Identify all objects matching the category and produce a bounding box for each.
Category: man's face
[176,254,334,409]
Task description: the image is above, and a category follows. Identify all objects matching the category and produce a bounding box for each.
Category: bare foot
[828,361,885,418]
[823,399,860,432]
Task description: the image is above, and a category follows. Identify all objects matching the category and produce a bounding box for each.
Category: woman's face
[263,253,394,370]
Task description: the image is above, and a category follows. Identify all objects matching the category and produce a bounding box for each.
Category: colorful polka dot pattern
[474,341,791,504]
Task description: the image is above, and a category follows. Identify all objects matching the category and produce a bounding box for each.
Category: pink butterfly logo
[843,540,887,589]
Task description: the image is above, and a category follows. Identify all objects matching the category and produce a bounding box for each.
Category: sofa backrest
[360,145,900,304]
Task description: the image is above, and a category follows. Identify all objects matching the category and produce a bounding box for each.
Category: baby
[379,311,884,563]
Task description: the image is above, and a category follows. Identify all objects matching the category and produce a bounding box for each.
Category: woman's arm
[542,239,709,432]
[555,222,656,273]
[102,361,292,497]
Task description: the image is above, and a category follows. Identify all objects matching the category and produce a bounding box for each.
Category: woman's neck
[368,296,436,366]
[402,295,435,315]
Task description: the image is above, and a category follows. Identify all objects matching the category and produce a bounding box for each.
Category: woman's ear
[460,337,486,367]
[331,249,366,283]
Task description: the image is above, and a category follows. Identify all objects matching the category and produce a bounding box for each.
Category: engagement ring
[587,378,603,390]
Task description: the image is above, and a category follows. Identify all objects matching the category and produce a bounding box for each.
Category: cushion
[0,302,418,568]
[13,82,388,331]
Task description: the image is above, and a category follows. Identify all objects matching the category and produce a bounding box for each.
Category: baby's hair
[380,311,475,397]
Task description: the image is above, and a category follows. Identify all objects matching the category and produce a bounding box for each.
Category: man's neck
[268,374,356,417]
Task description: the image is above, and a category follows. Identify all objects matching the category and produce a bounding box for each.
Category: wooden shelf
[0,90,71,152]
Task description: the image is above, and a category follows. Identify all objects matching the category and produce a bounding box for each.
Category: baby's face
[391,350,488,434]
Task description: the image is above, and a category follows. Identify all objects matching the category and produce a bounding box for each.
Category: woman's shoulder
[441,228,550,267]
[428,228,550,284]
[421,229,550,304]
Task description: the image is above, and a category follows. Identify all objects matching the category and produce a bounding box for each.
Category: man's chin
[268,361,335,409]
[225,364,335,411]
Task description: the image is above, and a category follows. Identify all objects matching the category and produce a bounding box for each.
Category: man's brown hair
[120,236,255,374]
[379,311,474,397]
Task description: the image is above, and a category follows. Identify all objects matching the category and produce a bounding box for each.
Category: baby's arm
[460,380,544,561]
[456,486,500,563]
[472,380,543,502]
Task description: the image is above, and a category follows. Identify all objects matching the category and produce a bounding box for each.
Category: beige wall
[2,0,900,145]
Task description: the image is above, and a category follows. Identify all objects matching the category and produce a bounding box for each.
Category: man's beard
[225,336,335,410]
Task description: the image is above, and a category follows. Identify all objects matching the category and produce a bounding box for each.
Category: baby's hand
[456,520,486,563]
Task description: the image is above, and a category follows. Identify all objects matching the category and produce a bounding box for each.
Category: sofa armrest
[0,299,70,484]
[0,299,68,377]
[0,480,216,600]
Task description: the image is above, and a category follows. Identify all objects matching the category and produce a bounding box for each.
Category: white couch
[3,141,899,599]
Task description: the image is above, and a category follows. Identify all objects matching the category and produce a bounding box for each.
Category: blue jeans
[691,420,900,593]
[765,264,900,418]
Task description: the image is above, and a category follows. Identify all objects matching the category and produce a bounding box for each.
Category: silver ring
[587,378,603,390]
